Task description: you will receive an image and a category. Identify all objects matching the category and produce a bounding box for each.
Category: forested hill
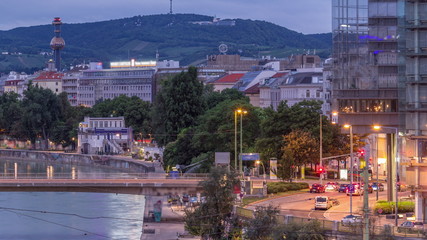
[0,14,331,72]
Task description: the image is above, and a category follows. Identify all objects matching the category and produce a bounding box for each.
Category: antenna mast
[169,0,173,14]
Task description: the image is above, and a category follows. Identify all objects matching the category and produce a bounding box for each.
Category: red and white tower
[50,17,65,71]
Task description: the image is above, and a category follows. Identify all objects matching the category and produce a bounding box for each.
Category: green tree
[255,102,292,163]
[152,66,205,146]
[0,92,23,139]
[244,205,279,240]
[279,130,318,180]
[20,83,62,149]
[184,166,241,239]
[91,95,152,137]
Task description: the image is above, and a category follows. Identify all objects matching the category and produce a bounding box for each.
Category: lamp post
[240,110,248,174]
[320,114,323,184]
[234,109,247,174]
[373,125,399,226]
[344,124,354,215]
[256,160,266,180]
[234,110,239,171]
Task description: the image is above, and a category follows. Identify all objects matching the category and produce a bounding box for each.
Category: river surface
[0,159,145,240]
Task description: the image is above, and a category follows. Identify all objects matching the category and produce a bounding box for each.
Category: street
[247,187,412,225]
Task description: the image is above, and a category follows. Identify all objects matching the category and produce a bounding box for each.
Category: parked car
[327,182,339,189]
[397,221,424,233]
[338,184,348,193]
[372,183,384,192]
[310,184,325,193]
[325,184,337,192]
[341,214,362,225]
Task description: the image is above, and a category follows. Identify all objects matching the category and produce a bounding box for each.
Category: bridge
[0,173,205,196]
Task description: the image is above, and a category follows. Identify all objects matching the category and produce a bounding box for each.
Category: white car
[341,214,363,225]
[325,184,337,192]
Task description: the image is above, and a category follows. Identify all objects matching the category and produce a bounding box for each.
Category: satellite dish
[219,44,228,54]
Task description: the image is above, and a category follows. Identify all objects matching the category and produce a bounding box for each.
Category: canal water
[0,159,145,240]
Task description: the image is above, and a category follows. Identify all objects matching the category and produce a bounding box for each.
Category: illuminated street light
[344,124,354,215]
[234,109,247,174]
[373,125,399,226]
[240,110,248,174]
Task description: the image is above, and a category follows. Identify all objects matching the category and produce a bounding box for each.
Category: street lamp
[373,125,399,226]
[344,124,354,215]
[234,109,247,174]
[240,110,248,174]
[255,160,266,180]
[320,114,323,184]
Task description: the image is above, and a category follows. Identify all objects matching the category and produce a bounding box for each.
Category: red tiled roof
[34,71,64,80]
[244,83,260,94]
[215,73,245,83]
[272,72,288,78]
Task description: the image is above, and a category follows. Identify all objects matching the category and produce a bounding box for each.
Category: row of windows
[103,93,151,99]
[79,79,152,86]
[90,120,123,128]
[103,85,151,91]
[339,99,397,113]
[79,86,94,91]
[78,94,93,99]
[82,70,154,78]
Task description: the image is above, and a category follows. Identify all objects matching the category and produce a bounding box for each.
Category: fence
[236,207,427,239]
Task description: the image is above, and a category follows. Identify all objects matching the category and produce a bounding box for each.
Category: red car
[310,184,326,193]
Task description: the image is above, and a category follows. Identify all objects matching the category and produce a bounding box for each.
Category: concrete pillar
[415,192,423,222]
[144,196,166,222]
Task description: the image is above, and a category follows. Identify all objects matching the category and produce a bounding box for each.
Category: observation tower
[50,17,65,71]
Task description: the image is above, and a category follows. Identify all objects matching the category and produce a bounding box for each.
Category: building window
[306,90,310,98]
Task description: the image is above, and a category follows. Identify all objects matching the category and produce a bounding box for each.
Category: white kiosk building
[77,116,133,155]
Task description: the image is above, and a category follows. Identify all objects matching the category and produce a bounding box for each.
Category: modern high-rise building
[401,0,427,223]
[333,0,427,223]
[332,0,400,211]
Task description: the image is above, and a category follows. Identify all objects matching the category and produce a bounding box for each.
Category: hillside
[0,14,332,72]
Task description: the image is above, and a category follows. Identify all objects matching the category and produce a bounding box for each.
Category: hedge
[267,182,309,194]
[373,201,415,214]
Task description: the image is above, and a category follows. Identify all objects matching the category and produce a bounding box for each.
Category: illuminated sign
[110,59,156,68]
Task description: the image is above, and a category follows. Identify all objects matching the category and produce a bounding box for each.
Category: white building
[77,116,133,155]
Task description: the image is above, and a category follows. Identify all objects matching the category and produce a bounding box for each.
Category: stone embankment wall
[0,149,156,173]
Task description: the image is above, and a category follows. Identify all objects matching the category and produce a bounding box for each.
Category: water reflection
[0,159,145,239]
[0,159,136,179]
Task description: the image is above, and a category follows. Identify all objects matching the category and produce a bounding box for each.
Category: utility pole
[362,145,370,240]
[320,114,323,184]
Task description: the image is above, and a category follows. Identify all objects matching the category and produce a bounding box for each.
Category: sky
[0,0,331,34]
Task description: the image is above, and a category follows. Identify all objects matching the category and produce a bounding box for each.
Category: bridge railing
[0,172,209,180]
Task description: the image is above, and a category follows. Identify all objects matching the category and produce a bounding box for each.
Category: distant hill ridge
[0,14,331,72]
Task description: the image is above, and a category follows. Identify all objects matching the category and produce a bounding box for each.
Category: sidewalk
[141,204,199,240]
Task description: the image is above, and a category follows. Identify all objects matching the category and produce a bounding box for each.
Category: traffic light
[358,148,366,169]
[357,148,365,157]
[318,166,326,173]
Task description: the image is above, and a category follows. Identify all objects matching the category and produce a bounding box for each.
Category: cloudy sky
[0,0,331,34]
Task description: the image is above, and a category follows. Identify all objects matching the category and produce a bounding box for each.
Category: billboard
[240,153,260,161]
[215,152,230,165]
[270,158,277,180]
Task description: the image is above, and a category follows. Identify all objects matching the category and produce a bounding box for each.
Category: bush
[374,201,415,214]
[267,182,308,194]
